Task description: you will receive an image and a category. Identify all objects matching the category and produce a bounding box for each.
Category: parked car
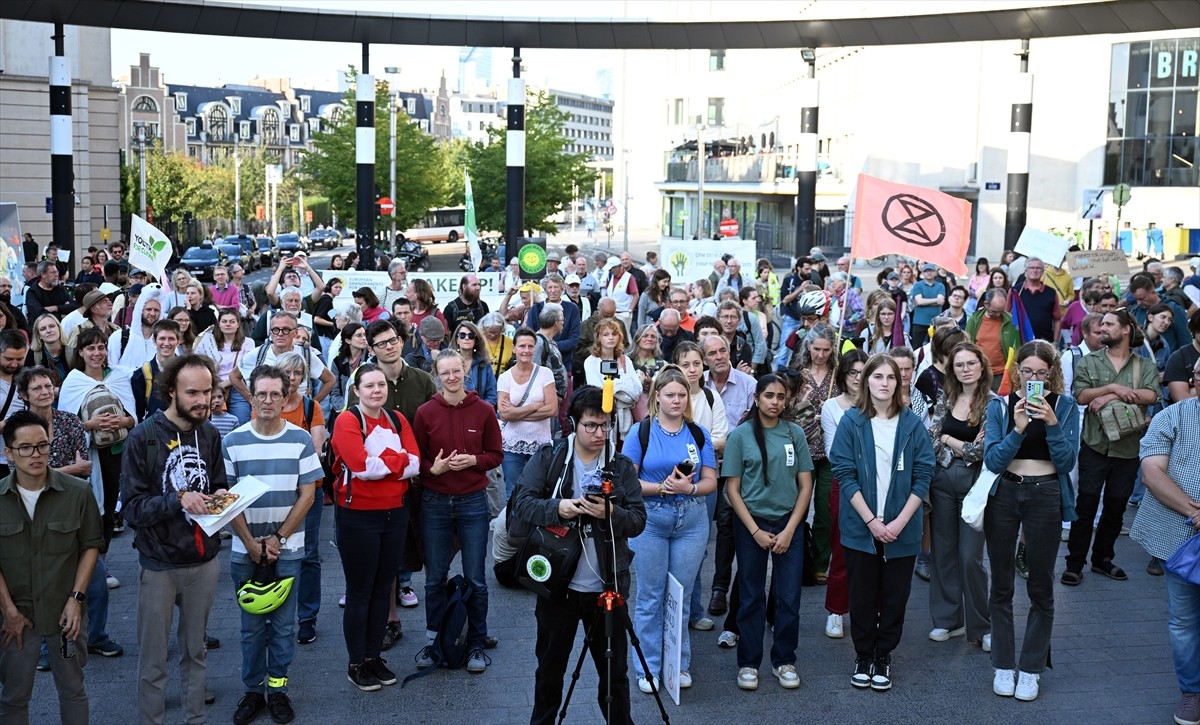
[177,243,222,282]
[230,234,259,271]
[217,238,253,271]
[275,232,305,256]
[309,228,342,250]
[254,236,277,268]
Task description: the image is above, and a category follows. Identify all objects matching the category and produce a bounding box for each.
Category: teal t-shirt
[721,421,814,520]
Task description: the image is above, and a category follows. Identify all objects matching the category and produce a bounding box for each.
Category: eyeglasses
[371,336,401,349]
[578,421,614,434]
[10,443,50,457]
[437,369,463,379]
[1018,367,1050,380]
[269,327,296,336]
[846,369,863,378]
[953,359,981,370]
[253,391,284,402]
[457,331,477,340]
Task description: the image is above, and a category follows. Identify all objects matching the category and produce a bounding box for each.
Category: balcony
[665,152,833,184]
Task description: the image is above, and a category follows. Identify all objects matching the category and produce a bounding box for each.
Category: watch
[68,591,86,603]
[274,532,287,545]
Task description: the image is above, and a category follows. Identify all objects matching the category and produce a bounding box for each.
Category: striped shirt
[222,421,323,559]
[1131,398,1200,562]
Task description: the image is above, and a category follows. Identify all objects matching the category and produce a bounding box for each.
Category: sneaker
[381,621,403,651]
[993,668,1016,697]
[1016,542,1029,579]
[364,657,397,686]
[870,654,892,691]
[851,656,873,689]
[679,670,693,688]
[689,617,714,631]
[1147,557,1165,576]
[266,692,294,724]
[914,554,931,582]
[717,631,738,648]
[338,594,346,608]
[37,652,50,672]
[398,586,419,608]
[204,634,220,650]
[638,676,659,694]
[825,613,844,639]
[87,638,124,657]
[106,574,120,589]
[1175,692,1200,725]
[415,645,435,669]
[708,589,728,616]
[466,648,490,673]
[1060,528,1070,542]
[772,664,801,689]
[233,692,266,725]
[1014,671,1040,701]
[928,627,965,642]
[737,667,758,691]
[484,635,499,649]
[296,619,316,645]
[981,633,992,653]
[347,663,382,692]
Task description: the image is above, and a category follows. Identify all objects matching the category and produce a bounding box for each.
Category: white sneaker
[338,594,346,608]
[1014,671,1040,701]
[637,676,659,694]
[737,667,758,690]
[772,664,801,689]
[689,617,715,631]
[825,613,844,639]
[717,631,738,648]
[678,671,692,688]
[993,668,1016,697]
[106,575,120,590]
[928,627,966,642]
[982,633,992,653]
[398,586,419,608]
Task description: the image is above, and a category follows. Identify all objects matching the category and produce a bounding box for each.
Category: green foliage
[464,91,595,237]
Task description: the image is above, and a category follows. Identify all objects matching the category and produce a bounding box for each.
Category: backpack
[81,384,129,448]
[141,362,156,406]
[401,574,475,686]
[334,405,404,506]
[536,332,567,399]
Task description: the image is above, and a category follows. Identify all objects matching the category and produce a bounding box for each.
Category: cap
[1190,257,1199,270]
[128,283,146,296]
[419,316,445,341]
[922,263,938,272]
[886,271,900,282]
[603,256,621,271]
[80,289,109,313]
[810,248,826,262]
[509,257,520,266]
[129,268,147,277]
[564,273,582,286]
[103,260,120,275]
[294,250,308,258]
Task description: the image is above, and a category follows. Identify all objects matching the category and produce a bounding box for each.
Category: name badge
[784,443,796,467]
[686,443,700,465]
[896,452,905,472]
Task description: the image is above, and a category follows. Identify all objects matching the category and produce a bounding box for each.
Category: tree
[298,67,449,232]
[464,91,595,237]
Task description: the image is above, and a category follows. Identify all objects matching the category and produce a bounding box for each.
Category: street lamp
[384,66,400,250]
[233,132,241,233]
[622,149,631,251]
[133,120,147,220]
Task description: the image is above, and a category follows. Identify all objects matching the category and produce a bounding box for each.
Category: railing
[665,153,792,183]
[753,210,847,267]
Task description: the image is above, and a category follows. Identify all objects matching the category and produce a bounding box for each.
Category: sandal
[1090,560,1128,581]
[1060,570,1083,586]
[814,572,828,584]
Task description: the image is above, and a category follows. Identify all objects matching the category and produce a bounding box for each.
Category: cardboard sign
[1067,249,1129,278]
[661,573,684,705]
[1014,227,1070,269]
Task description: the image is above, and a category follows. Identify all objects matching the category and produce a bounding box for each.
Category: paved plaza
[28,504,1180,724]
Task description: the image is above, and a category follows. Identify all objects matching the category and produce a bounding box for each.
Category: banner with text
[1066,249,1129,279]
[659,238,757,285]
[0,202,24,292]
[327,270,504,312]
[129,214,173,280]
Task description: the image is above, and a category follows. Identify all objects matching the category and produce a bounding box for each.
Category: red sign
[718,217,739,238]
[305,209,314,223]
[255,205,265,221]
[377,197,395,215]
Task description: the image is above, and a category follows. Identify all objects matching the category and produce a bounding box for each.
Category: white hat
[603,256,621,271]
[564,273,582,286]
[1190,257,1199,270]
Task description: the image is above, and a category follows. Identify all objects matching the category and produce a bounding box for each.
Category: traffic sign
[100,227,111,241]
[1081,188,1104,220]
[718,217,739,238]
[305,209,313,223]
[377,197,395,215]
[1112,183,1132,207]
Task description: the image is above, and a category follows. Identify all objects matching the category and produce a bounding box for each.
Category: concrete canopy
[1,0,1196,49]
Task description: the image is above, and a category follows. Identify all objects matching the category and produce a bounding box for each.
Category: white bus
[398,206,466,244]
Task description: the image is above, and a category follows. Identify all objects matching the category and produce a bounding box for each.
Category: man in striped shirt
[223,365,324,725]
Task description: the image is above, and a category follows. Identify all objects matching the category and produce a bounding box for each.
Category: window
[406,98,417,114]
[420,119,429,132]
[174,92,187,112]
[229,97,242,115]
[707,97,725,126]
[240,120,251,140]
[308,118,320,134]
[207,105,228,142]
[262,109,281,145]
[149,122,160,139]
[132,95,158,113]
[188,144,199,158]
[289,124,300,142]
[300,95,310,113]
[186,118,196,136]
[709,50,726,71]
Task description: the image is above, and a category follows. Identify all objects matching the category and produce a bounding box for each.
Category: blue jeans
[86,555,111,646]
[297,503,322,624]
[775,315,802,370]
[689,491,717,624]
[733,514,804,670]
[502,451,533,498]
[229,554,301,694]
[1165,569,1200,693]
[227,392,252,426]
[422,489,490,649]
[629,497,709,680]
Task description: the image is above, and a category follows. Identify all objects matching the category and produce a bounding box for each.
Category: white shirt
[870,416,899,518]
[239,344,326,397]
[691,388,728,452]
[17,486,43,520]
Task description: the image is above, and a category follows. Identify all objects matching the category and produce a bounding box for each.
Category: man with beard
[130,320,181,421]
[25,261,76,322]
[110,287,161,369]
[563,274,592,321]
[442,274,490,326]
[121,355,228,724]
[0,330,30,478]
[525,275,581,363]
[605,256,640,330]
[0,276,28,333]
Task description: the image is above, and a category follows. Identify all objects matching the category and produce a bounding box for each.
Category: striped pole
[1004,39,1032,252]
[506,49,525,250]
[795,74,819,257]
[50,23,74,272]
[355,43,376,271]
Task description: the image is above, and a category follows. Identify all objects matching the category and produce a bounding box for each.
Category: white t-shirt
[497,365,555,455]
[17,486,43,520]
[869,415,899,518]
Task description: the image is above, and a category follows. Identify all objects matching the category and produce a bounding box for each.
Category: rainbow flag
[1008,289,1036,344]
[996,346,1018,396]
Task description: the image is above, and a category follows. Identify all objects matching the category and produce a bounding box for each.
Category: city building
[553,89,615,160]
[449,91,505,145]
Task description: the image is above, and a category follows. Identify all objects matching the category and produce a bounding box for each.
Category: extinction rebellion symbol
[881,194,945,247]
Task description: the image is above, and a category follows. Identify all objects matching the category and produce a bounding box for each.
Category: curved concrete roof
[2,0,1196,49]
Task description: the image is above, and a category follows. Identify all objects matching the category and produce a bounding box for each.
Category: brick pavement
[27,505,1179,725]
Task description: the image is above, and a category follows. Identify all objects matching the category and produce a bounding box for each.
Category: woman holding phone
[982,340,1079,703]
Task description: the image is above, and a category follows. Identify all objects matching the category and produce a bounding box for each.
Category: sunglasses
[457,331,477,340]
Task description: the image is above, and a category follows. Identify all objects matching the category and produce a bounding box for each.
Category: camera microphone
[602,377,614,414]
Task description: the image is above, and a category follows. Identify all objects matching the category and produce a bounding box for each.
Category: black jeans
[711,478,736,594]
[844,543,915,658]
[335,505,409,664]
[97,446,122,549]
[1066,444,1138,571]
[531,590,631,725]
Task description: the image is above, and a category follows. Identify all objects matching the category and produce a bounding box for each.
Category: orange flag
[850,174,973,276]
[996,346,1018,396]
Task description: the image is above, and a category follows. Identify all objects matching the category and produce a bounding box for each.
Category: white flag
[128,214,173,281]
[465,170,481,272]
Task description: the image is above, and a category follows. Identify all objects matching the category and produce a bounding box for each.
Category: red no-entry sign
[719,217,739,238]
[377,197,395,215]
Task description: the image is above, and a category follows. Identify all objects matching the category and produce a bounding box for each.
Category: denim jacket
[829,407,935,558]
[981,394,1080,522]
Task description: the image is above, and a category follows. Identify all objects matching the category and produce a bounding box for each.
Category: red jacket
[412,391,503,496]
[331,408,419,510]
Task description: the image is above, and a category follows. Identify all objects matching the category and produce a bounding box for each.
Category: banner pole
[826,258,852,399]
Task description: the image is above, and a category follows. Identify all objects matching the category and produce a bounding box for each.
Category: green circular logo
[518,243,547,276]
[527,555,551,583]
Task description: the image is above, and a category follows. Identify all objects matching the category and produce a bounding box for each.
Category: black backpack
[401,575,475,686]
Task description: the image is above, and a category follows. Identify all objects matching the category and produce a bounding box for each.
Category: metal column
[50,23,74,271]
[356,43,376,271]
[1004,39,1032,252]
[795,70,819,258]
[505,49,525,247]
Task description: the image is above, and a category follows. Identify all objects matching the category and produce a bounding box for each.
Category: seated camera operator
[509,385,647,725]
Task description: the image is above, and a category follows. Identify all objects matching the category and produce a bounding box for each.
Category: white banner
[326,270,504,313]
[661,573,683,705]
[129,214,172,280]
[659,238,757,286]
[1014,227,1070,269]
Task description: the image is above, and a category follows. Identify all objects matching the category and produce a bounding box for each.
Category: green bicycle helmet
[237,544,295,615]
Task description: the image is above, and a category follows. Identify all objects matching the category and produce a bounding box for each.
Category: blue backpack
[401,575,474,686]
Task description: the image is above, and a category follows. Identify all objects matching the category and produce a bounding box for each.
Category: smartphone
[60,633,75,659]
[1026,380,1045,417]
[676,460,695,477]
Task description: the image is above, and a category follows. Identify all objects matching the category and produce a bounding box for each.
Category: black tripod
[558,388,669,725]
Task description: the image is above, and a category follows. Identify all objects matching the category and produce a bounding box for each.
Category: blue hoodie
[830,407,935,558]
[982,393,1080,522]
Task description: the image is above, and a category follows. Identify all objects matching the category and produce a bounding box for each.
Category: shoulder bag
[1098,356,1145,442]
